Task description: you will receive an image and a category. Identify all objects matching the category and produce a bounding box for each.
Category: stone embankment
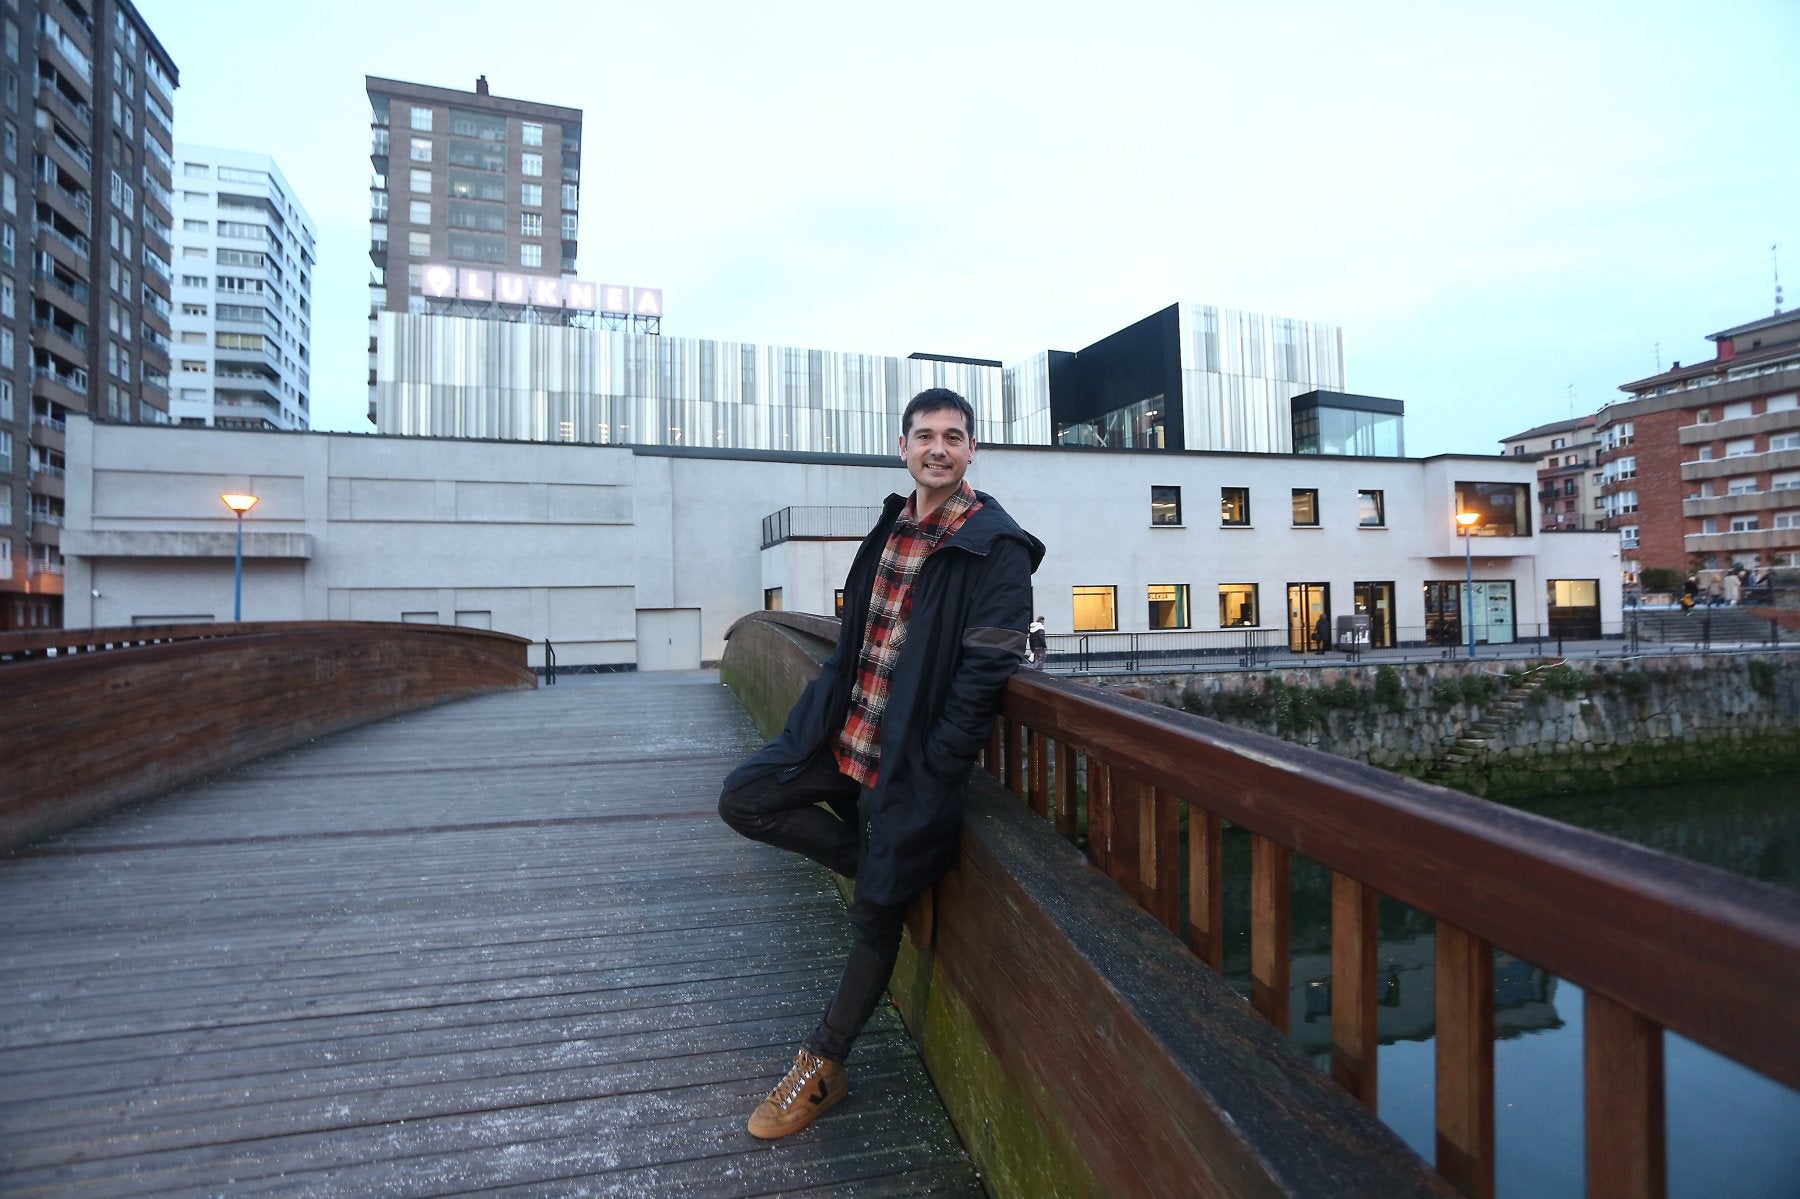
[1100,654,1800,799]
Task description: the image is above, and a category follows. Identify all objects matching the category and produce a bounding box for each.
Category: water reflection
[1214,773,1800,1199]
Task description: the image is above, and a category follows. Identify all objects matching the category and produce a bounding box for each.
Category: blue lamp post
[1456,510,1480,658]
[220,492,259,621]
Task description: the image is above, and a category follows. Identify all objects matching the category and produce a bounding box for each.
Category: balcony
[33,267,88,317]
[32,365,87,407]
[34,74,93,131]
[33,221,89,270]
[32,317,87,360]
[1682,447,1800,480]
[1683,492,1775,519]
[28,468,65,501]
[1684,526,1799,555]
[30,519,62,549]
[1679,409,1800,445]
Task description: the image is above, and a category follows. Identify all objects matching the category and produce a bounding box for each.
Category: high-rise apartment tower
[2,0,177,629]
[171,143,315,431]
[365,74,582,420]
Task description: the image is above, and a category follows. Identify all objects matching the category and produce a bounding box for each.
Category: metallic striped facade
[1179,304,1347,453]
[376,314,1047,452]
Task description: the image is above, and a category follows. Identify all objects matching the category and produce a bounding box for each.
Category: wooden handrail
[0,619,530,663]
[991,668,1800,1198]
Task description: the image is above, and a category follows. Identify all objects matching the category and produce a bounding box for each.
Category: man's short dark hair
[902,388,975,438]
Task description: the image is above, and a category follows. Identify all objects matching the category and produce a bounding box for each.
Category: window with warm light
[1072,585,1117,632]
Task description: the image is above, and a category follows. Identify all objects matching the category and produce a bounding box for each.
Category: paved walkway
[0,672,979,1197]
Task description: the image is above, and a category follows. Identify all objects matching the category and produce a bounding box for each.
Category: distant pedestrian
[1723,571,1741,606]
[1027,615,1047,669]
[1682,575,1699,615]
[1314,612,1330,652]
[1707,577,1724,608]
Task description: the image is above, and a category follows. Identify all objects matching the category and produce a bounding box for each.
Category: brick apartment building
[1599,310,1800,579]
[1500,414,1600,533]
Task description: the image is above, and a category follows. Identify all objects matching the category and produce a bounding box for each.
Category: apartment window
[1220,486,1250,526]
[1071,585,1117,632]
[1613,455,1636,479]
[1725,437,1756,458]
[522,122,544,147]
[562,183,578,209]
[0,430,9,470]
[410,168,430,192]
[409,200,430,225]
[410,105,433,131]
[520,212,542,237]
[180,274,207,288]
[0,276,10,318]
[521,152,543,177]
[179,331,204,344]
[1727,477,1757,496]
[1150,485,1181,526]
[1613,489,1639,514]
[1618,525,1639,549]
[1772,432,1800,452]
[520,243,542,268]
[1772,471,1800,491]
[408,231,430,256]
[410,137,432,162]
[520,183,542,206]
[0,223,11,265]
[183,162,208,177]
[833,589,845,618]
[1148,584,1189,629]
[1772,511,1800,530]
[1729,516,1760,533]
[1218,583,1259,627]
[1767,394,1798,413]
[1695,446,1714,461]
[2,172,13,214]
[0,378,10,419]
[561,213,578,240]
[180,359,205,372]
[1550,437,1565,449]
[1291,488,1319,526]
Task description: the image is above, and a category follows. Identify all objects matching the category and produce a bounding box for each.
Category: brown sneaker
[747,1047,847,1139]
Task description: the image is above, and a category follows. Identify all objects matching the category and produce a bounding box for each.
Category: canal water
[1215,774,1799,1198]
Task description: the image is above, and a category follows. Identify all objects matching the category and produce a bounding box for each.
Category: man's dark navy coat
[723,489,1044,905]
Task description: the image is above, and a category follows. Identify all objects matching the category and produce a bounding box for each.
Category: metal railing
[759,505,884,549]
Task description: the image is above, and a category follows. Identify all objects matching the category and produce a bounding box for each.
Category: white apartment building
[171,145,316,430]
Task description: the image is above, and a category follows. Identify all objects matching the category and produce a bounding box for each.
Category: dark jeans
[718,753,909,1063]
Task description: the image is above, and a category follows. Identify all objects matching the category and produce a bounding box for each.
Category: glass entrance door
[1286,582,1331,652]
[1354,581,1395,648]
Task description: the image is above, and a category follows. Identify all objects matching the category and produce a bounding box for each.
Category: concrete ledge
[721,611,1451,1198]
[63,529,315,558]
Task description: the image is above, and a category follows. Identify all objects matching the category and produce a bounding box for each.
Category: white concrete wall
[61,419,1624,667]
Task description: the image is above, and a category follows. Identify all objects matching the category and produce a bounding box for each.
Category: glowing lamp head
[220,493,259,515]
[1455,511,1480,531]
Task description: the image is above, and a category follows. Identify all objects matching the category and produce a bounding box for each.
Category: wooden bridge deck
[0,671,980,1197]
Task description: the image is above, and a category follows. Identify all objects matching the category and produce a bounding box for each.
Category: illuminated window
[1218,584,1259,627]
[1148,584,1189,629]
[1072,585,1116,632]
[1220,487,1250,526]
[763,588,782,611]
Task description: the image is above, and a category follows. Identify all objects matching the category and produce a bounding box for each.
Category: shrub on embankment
[1099,655,1800,799]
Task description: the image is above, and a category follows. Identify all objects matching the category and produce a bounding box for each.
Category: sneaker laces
[772,1050,825,1106]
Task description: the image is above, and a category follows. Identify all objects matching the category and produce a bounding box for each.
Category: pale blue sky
[136,0,1800,454]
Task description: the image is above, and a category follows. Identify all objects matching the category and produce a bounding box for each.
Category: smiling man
[719,386,1044,1138]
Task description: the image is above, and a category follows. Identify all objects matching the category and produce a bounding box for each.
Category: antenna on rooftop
[1775,243,1784,314]
[1566,383,1575,420]
[1654,341,1661,373]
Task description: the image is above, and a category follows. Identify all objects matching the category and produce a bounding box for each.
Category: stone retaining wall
[1099,654,1800,799]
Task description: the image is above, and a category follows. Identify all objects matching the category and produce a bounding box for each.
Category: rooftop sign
[420,265,662,317]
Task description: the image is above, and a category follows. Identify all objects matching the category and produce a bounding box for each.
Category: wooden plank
[1140,785,1180,935]
[1086,758,1112,871]
[1584,990,1667,1199]
[1186,804,1224,969]
[1250,834,1291,1033]
[1053,742,1078,844]
[984,720,1002,780]
[1027,727,1049,818]
[1331,872,1381,1110]
[1003,717,1024,796]
[1435,920,1495,1199]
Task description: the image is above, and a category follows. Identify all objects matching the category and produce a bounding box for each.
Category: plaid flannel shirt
[833,483,982,787]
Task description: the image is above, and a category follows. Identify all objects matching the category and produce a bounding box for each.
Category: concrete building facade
[61,418,1622,669]
[2,0,178,629]
[171,144,315,431]
[1602,310,1800,576]
[1499,414,1602,536]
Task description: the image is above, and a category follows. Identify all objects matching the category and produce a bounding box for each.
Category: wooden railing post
[1585,991,1667,1199]
[1331,872,1380,1110]
[1186,805,1224,970]
[1053,742,1078,844]
[1027,727,1049,818]
[1435,921,1495,1199]
[1250,834,1291,1034]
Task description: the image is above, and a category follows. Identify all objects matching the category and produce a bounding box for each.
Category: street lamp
[220,492,259,621]
[1455,510,1480,659]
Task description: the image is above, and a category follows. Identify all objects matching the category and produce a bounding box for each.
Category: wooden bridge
[3,619,1797,1197]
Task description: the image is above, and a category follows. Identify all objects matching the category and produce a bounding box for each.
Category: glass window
[521,152,543,177]
[520,183,542,206]
[1218,583,1258,627]
[1220,486,1250,526]
[1772,432,1800,452]
[410,105,433,131]
[1072,586,1116,632]
[520,243,541,268]
[562,183,579,209]
[410,137,432,162]
[1358,489,1385,527]
[1150,485,1181,526]
[1453,481,1531,537]
[833,589,844,618]
[410,168,430,192]
[1291,488,1319,526]
[1729,516,1760,532]
[1725,437,1756,457]
[522,122,544,147]
[520,212,541,237]
[763,587,782,611]
[1148,584,1188,629]
[409,200,430,225]
[408,231,430,256]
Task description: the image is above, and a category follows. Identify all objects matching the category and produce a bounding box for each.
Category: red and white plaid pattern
[833,484,981,787]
